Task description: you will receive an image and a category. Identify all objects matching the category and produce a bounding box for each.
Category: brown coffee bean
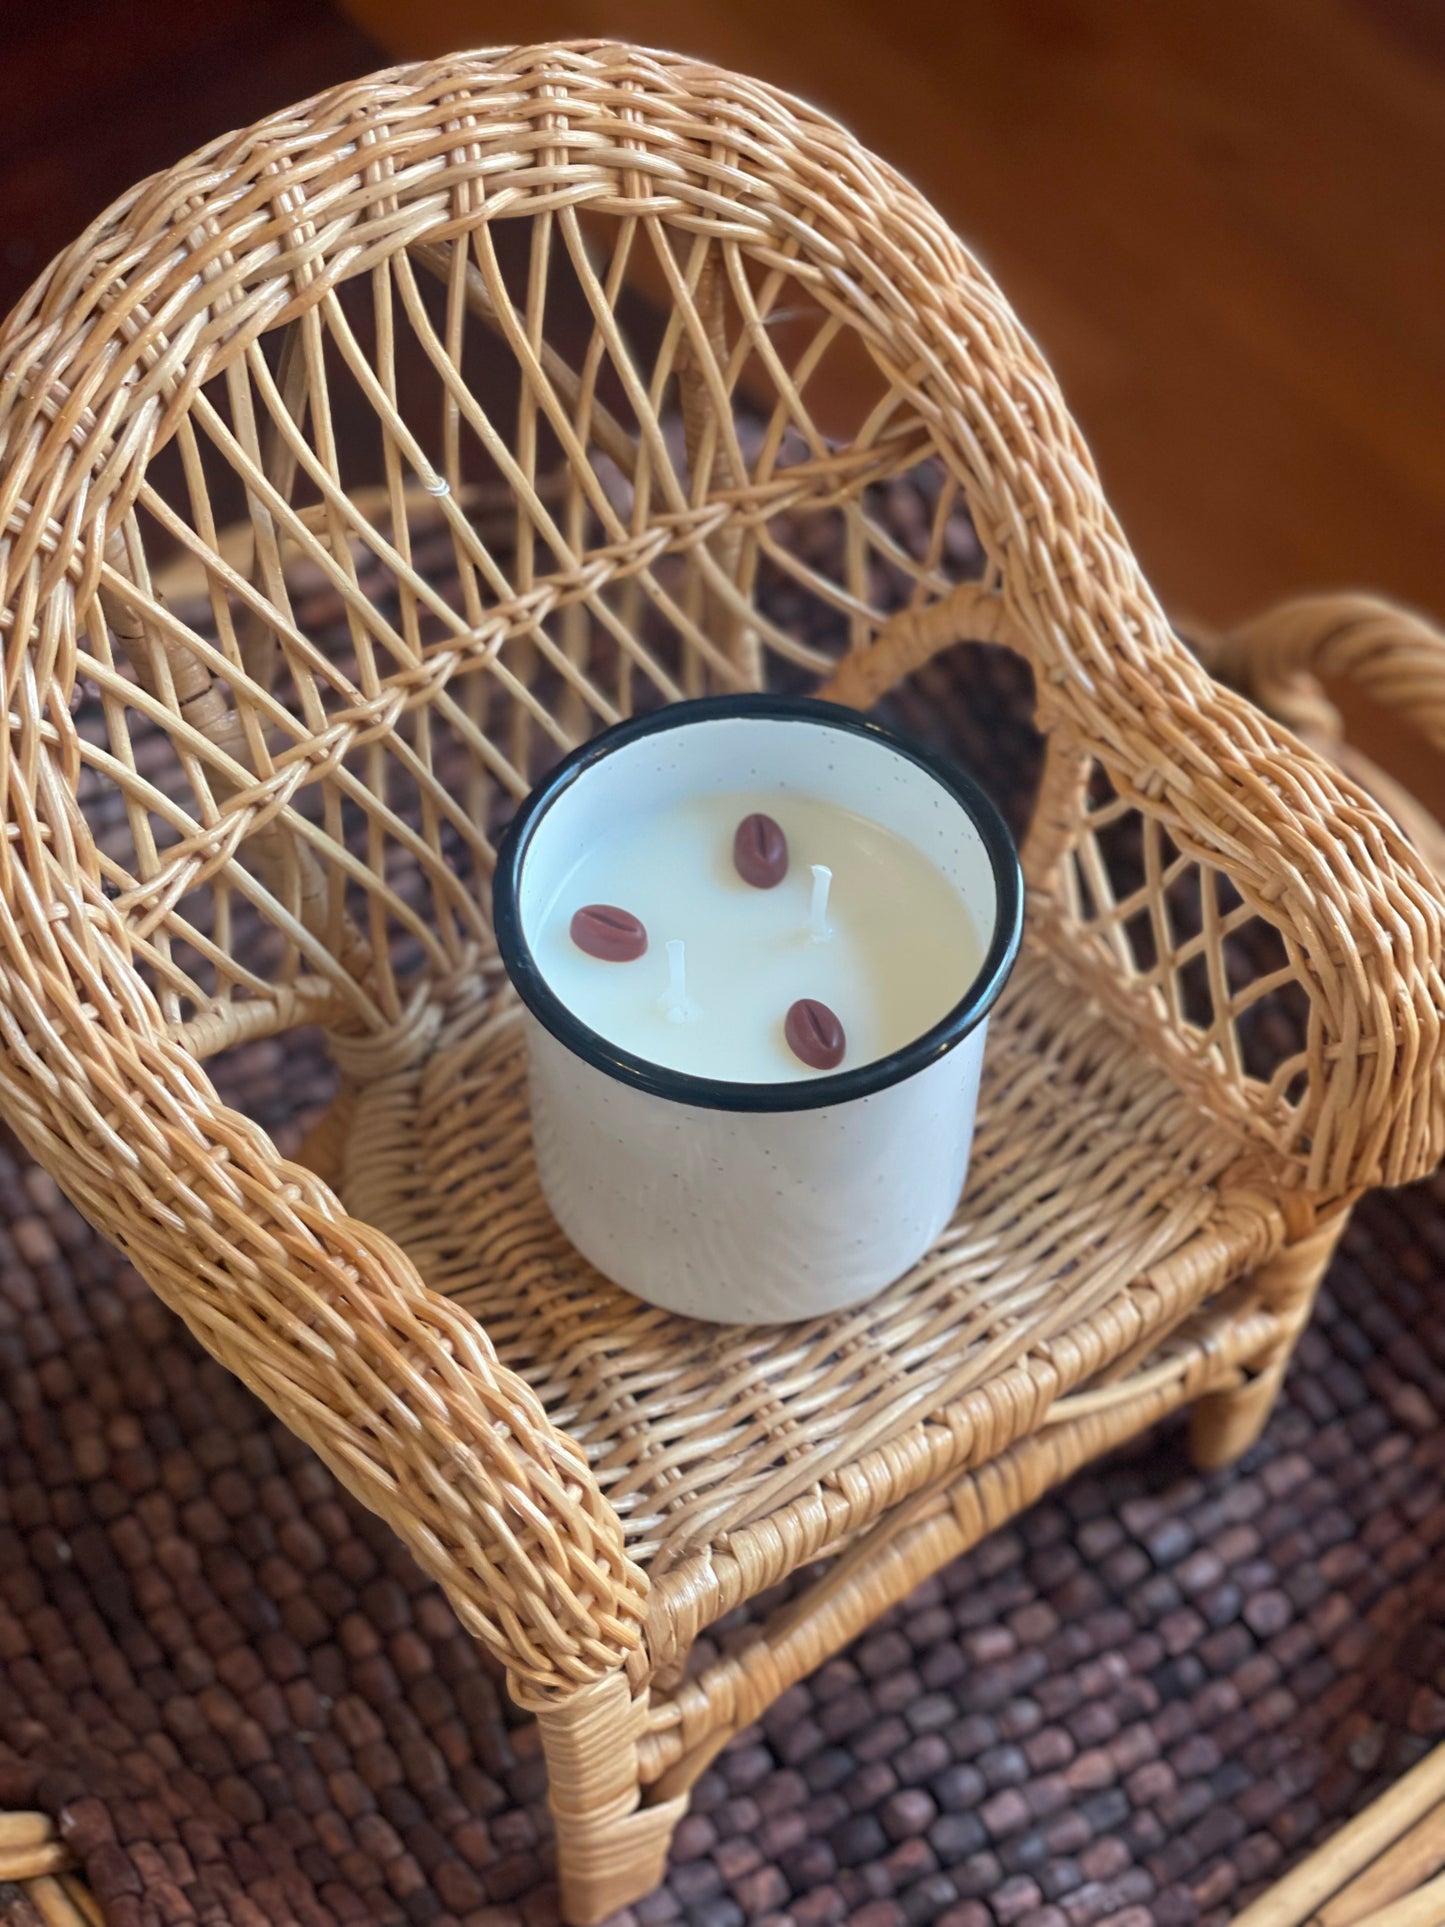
[786,999,846,1070]
[569,904,648,962]
[734,812,789,888]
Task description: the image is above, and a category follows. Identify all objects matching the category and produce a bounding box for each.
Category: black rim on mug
[492,695,1025,1114]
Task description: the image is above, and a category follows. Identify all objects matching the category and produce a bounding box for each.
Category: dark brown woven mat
[2,1085,1444,1927]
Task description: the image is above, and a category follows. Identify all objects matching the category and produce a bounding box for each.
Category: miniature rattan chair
[2,45,1444,1925]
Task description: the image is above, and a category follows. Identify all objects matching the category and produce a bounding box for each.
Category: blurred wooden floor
[5,0,1444,799]
[340,0,1445,624]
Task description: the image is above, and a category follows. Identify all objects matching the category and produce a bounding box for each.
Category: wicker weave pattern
[1198,594,1445,882]
[3,46,1442,1181]
[345,945,1268,1570]
[3,41,1445,1922]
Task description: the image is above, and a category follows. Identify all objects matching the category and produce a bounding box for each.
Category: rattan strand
[1232,1744,1445,1927]
[1196,595,1445,880]
[0,1807,95,1924]
[2,41,1445,1924]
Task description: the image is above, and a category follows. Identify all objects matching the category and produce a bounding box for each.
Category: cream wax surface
[533,789,982,1082]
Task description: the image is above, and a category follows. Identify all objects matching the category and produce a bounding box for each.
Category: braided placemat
[3,482,1444,1927]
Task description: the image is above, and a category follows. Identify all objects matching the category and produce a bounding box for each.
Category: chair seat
[340,939,1273,1584]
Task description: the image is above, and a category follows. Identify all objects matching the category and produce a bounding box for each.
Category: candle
[494,696,1022,1323]
[531,790,980,1082]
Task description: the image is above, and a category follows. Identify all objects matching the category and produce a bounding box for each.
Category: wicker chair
[2,44,1443,1925]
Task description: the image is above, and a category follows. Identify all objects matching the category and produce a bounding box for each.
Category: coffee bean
[786,998,846,1070]
[734,812,789,888]
[569,904,648,962]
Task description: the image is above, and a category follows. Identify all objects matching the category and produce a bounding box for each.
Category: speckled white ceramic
[493,697,1023,1324]
[525,1008,990,1321]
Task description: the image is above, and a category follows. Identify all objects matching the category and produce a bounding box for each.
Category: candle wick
[809,864,833,943]
[662,938,692,1023]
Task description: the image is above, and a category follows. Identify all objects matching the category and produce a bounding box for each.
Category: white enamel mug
[493,697,1023,1324]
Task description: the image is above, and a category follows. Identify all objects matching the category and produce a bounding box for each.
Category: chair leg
[1189,1214,1346,1471]
[520,1672,688,1927]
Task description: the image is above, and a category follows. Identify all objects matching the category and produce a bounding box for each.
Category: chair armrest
[817,181,1445,1196]
[1042,661,1445,1197]
[827,582,1445,1199]
[1199,591,1445,752]
[1195,592,1445,877]
[808,169,1445,1200]
[0,889,646,1694]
